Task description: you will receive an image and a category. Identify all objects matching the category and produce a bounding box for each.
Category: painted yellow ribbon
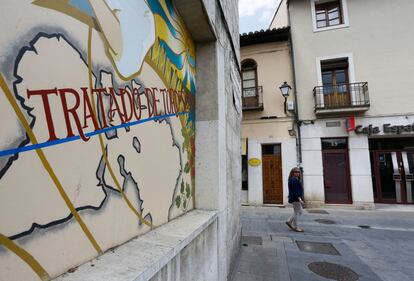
[0,74,103,254]
[0,233,51,281]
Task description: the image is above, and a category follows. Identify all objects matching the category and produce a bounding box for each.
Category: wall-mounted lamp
[279,81,292,114]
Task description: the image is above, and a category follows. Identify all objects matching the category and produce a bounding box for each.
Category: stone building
[0,1,241,280]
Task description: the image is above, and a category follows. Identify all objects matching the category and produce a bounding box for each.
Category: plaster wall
[0,0,241,280]
[245,128,296,206]
[300,119,370,205]
[300,115,414,207]
[270,0,289,29]
[241,41,294,119]
[289,0,414,120]
[241,36,297,206]
[0,1,197,280]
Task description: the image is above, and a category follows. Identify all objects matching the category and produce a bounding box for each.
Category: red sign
[346,117,355,132]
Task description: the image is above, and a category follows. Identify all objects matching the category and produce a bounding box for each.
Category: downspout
[286,1,303,168]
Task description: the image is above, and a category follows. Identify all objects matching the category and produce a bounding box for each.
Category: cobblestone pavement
[230,205,414,281]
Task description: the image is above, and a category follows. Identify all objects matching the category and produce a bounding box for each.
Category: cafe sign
[354,123,414,136]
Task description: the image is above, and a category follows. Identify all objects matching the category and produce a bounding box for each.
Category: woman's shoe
[286,221,295,231]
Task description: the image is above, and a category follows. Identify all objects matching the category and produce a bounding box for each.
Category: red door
[322,138,352,204]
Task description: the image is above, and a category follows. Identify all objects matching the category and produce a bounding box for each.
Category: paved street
[230,205,414,281]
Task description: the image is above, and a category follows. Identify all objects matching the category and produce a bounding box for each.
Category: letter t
[27,88,60,142]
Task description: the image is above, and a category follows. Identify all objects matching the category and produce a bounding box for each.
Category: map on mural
[0,1,195,280]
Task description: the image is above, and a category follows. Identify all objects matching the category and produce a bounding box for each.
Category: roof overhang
[240,27,290,47]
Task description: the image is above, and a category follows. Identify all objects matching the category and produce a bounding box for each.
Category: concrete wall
[53,210,219,281]
[149,220,218,281]
[196,0,242,278]
[289,0,414,120]
[0,0,241,280]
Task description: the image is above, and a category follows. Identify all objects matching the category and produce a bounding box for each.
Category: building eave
[240,26,290,47]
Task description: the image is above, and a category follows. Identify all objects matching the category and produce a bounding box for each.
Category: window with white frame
[310,0,349,32]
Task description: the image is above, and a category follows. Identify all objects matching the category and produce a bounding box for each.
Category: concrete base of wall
[54,210,218,281]
[304,201,375,210]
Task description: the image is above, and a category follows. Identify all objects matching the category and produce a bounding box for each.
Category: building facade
[286,0,414,208]
[240,28,298,206]
[0,1,241,280]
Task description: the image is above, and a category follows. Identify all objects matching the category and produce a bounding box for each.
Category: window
[242,155,248,190]
[321,58,349,92]
[241,59,263,110]
[322,138,348,150]
[262,144,281,155]
[320,58,350,107]
[315,1,342,28]
[310,0,349,32]
[241,60,257,97]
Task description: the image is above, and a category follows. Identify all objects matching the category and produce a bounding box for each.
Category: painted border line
[0,112,189,157]
[86,26,154,228]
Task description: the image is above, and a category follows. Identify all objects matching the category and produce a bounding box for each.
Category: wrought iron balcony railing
[242,86,263,110]
[313,82,370,112]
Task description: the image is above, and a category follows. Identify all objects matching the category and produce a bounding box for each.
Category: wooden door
[262,154,283,204]
[322,151,352,204]
[322,66,350,108]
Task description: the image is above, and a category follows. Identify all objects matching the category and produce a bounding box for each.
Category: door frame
[322,148,353,204]
[261,143,283,204]
[371,149,413,204]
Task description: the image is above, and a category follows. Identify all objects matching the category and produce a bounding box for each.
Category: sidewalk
[230,206,414,281]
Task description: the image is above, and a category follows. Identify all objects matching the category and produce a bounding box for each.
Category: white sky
[239,0,281,34]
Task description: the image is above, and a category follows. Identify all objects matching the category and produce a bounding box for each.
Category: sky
[239,0,281,34]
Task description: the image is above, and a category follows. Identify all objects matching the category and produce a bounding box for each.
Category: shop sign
[354,123,414,136]
[248,158,261,166]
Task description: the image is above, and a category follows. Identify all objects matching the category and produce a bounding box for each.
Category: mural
[0,1,195,280]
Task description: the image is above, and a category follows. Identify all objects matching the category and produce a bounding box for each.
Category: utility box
[287,101,295,111]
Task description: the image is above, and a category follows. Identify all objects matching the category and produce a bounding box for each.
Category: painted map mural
[0,1,195,280]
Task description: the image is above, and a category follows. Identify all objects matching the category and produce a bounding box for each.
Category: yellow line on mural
[0,233,51,281]
[0,74,103,254]
[87,27,153,228]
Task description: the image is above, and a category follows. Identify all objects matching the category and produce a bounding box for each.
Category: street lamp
[279,81,292,114]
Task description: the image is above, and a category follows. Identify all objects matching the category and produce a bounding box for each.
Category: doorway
[322,138,352,204]
[262,144,283,204]
[371,151,414,204]
[370,138,414,204]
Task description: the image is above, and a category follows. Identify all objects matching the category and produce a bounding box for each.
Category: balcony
[242,86,263,111]
[313,82,370,115]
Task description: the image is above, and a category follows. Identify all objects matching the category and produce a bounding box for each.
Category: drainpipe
[286,1,303,168]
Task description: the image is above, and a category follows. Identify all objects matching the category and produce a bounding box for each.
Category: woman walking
[286,167,305,232]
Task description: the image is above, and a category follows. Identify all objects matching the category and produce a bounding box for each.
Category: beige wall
[241,41,294,122]
[241,39,297,206]
[270,0,289,29]
[242,120,292,140]
[290,0,414,120]
[0,1,195,280]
